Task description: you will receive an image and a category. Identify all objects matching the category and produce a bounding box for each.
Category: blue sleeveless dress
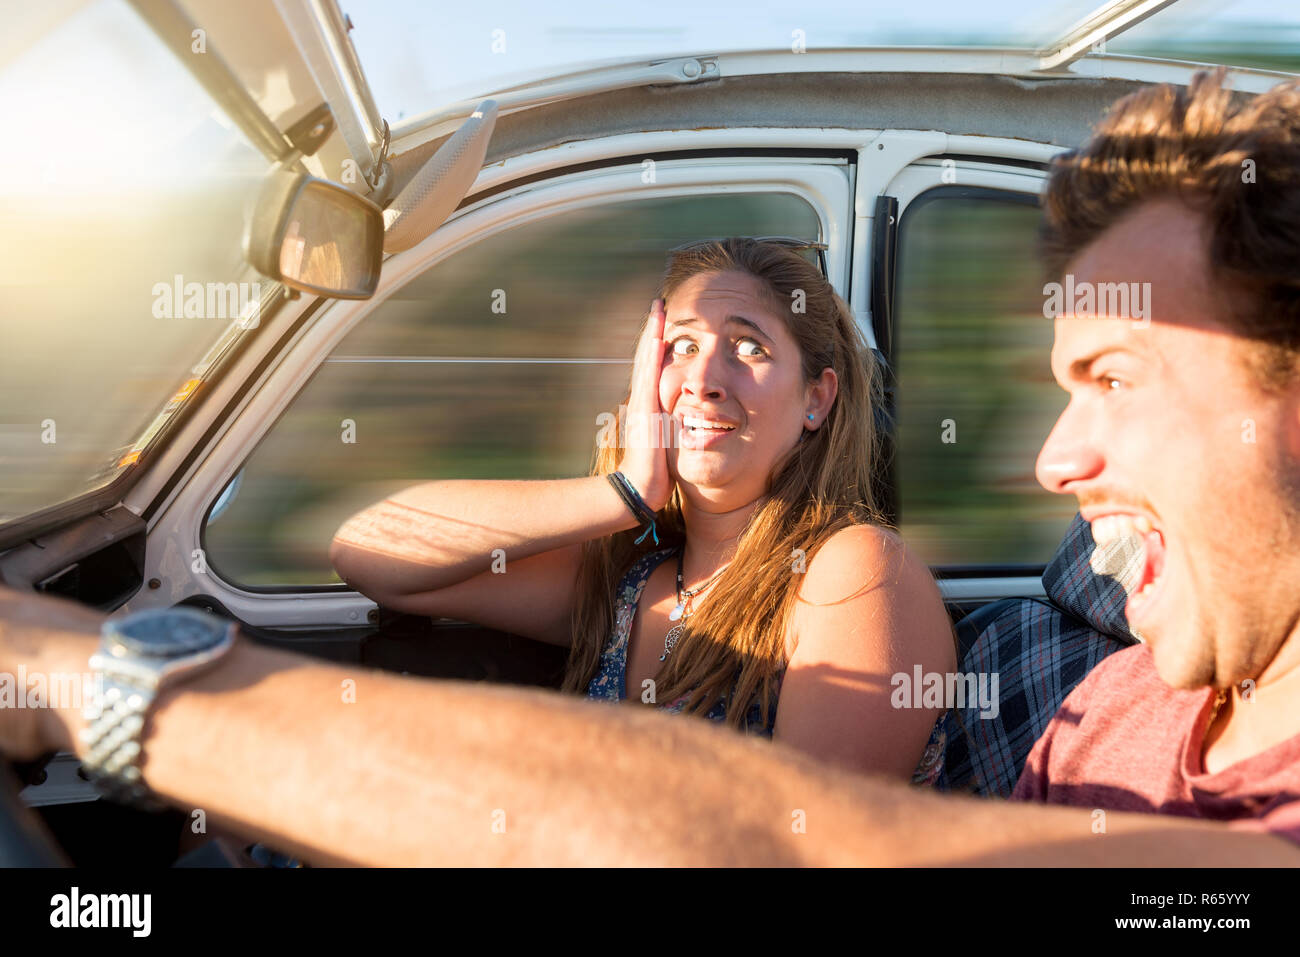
[583,546,948,785]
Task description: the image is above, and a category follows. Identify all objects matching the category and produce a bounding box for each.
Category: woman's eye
[670,337,696,356]
[737,338,767,358]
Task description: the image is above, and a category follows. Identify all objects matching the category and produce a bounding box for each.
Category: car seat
[936,513,1144,796]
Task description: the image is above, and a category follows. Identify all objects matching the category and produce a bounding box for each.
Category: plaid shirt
[936,514,1141,797]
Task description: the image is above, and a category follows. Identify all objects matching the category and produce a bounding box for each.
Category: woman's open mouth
[1089,513,1167,629]
[678,414,737,450]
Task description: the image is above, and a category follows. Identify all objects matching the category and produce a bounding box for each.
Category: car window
[203,190,821,586]
[0,0,275,525]
[892,188,1075,570]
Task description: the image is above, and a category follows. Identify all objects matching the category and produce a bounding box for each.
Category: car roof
[394,47,1296,152]
[384,49,1295,193]
[353,0,1299,137]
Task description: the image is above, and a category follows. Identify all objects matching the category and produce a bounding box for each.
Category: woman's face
[659,269,837,509]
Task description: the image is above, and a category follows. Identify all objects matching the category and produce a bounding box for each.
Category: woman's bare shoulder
[796,522,921,605]
[784,521,951,667]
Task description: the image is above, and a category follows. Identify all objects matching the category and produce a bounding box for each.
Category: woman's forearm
[329,476,640,600]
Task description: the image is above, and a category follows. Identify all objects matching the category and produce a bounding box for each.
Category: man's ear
[805,368,838,427]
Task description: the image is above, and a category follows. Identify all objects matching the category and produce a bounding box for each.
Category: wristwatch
[80,606,237,808]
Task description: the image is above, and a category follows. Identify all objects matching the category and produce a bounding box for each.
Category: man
[1,69,1299,865]
[1014,70,1300,844]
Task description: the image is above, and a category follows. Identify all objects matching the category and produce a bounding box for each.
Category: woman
[330,238,954,783]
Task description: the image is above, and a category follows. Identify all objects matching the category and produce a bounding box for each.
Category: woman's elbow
[329,536,370,595]
[329,518,389,599]
[328,535,356,581]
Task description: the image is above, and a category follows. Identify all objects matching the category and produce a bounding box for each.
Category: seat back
[937,514,1142,796]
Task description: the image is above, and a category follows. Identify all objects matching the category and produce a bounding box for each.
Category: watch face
[108,607,230,657]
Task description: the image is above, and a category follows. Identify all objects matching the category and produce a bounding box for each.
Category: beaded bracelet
[607,471,659,545]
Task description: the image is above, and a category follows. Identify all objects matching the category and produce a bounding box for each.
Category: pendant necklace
[661,547,728,661]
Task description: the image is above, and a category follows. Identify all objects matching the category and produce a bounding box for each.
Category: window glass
[204,190,821,585]
[893,189,1076,568]
[1107,0,1300,74]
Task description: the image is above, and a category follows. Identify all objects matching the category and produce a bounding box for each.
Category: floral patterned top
[585,547,781,735]
[584,545,948,786]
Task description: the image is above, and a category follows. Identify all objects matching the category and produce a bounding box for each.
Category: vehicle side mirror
[245,170,383,299]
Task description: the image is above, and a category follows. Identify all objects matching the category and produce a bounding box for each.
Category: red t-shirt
[1011,644,1300,846]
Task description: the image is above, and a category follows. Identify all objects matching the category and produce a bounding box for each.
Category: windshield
[0,0,277,525]
[1107,0,1300,72]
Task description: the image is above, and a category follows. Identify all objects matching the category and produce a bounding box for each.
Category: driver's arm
[4,586,1299,866]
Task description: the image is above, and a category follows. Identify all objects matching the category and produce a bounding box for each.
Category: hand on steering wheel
[0,583,104,866]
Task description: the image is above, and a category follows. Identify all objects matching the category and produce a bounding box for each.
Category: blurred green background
[894,192,1076,568]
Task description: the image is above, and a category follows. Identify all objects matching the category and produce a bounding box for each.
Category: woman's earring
[807,414,815,421]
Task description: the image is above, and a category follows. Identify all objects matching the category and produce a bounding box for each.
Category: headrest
[1041,513,1142,645]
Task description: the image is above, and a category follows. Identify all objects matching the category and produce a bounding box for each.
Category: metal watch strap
[80,672,165,811]
[81,608,236,810]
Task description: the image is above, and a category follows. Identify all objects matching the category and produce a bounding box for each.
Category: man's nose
[1035,410,1105,494]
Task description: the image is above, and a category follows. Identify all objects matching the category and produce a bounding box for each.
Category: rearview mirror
[245,170,383,299]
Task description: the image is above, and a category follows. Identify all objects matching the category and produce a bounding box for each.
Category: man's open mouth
[1089,513,1167,626]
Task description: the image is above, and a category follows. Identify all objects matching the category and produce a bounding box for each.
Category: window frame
[882,160,1066,602]
[144,149,855,625]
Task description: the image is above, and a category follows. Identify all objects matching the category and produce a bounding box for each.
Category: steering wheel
[0,759,68,866]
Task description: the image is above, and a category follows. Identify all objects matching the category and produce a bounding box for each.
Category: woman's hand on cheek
[619,298,675,511]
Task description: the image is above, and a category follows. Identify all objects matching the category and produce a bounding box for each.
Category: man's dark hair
[1041,67,1300,386]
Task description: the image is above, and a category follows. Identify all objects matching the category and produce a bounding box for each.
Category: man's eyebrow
[665,315,775,344]
[1066,344,1145,379]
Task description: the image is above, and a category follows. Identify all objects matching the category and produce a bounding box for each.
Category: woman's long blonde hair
[560,238,888,729]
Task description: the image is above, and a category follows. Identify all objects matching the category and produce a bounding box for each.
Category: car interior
[1,0,1290,867]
